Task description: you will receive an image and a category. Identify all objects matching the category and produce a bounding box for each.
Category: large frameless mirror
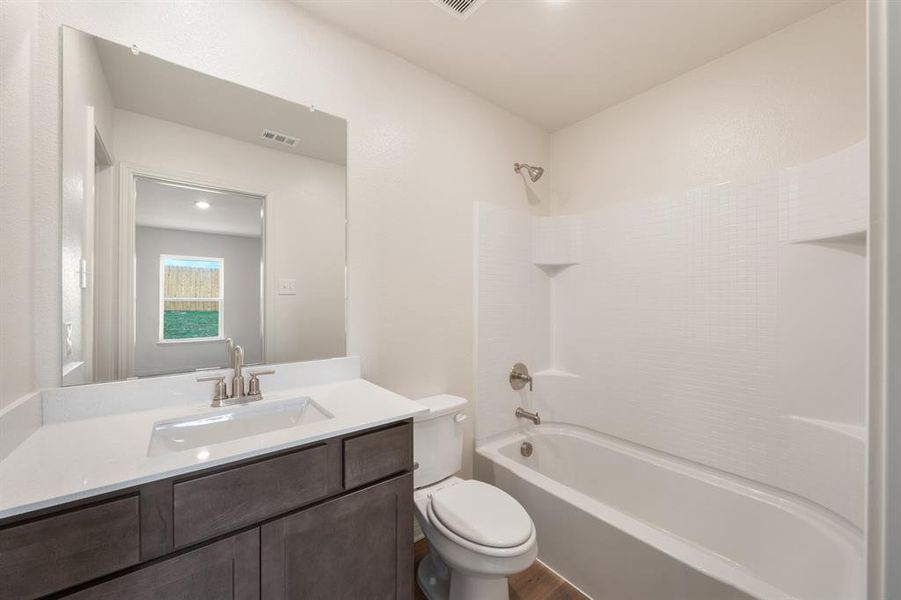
[60,27,347,385]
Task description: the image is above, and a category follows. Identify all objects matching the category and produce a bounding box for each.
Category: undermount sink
[147,397,333,456]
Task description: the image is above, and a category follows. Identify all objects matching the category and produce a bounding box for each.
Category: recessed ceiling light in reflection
[194,200,211,210]
[196,449,210,460]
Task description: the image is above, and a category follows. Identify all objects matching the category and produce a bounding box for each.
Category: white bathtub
[474,424,863,600]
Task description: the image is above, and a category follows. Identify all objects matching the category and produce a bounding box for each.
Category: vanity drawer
[343,421,413,489]
[0,496,140,600]
[173,443,330,548]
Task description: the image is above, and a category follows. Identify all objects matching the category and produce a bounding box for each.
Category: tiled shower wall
[475,204,550,442]
[476,141,867,527]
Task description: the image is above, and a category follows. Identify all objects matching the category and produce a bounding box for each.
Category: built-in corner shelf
[535,263,578,277]
[791,229,867,253]
[531,215,582,274]
[533,368,581,380]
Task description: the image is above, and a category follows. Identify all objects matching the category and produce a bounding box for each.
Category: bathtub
[474,424,863,600]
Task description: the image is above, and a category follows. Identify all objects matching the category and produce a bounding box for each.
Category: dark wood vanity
[0,420,414,600]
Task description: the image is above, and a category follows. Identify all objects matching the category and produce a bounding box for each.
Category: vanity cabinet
[262,472,413,600]
[0,420,413,600]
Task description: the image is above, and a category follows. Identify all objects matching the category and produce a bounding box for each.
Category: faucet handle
[197,375,229,405]
[247,370,275,397]
[509,362,533,391]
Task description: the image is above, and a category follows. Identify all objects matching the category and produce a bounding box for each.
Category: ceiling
[135,177,263,238]
[95,37,347,164]
[296,0,838,130]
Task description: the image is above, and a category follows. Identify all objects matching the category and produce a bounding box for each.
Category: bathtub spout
[515,407,541,425]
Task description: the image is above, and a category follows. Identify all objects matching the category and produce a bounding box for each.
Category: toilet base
[417,552,450,600]
[417,551,510,600]
[449,571,509,600]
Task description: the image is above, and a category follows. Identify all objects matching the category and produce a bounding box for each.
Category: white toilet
[413,395,537,600]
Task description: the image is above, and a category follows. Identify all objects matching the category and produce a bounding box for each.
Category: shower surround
[474,141,867,596]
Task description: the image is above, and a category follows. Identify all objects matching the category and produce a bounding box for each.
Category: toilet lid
[430,480,532,549]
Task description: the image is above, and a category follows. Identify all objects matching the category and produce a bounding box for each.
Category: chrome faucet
[231,345,246,400]
[197,341,275,407]
[224,337,235,363]
[515,407,541,425]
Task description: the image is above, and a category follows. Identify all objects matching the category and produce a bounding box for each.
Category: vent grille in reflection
[261,128,298,147]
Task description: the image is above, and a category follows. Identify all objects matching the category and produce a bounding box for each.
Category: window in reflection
[159,256,224,342]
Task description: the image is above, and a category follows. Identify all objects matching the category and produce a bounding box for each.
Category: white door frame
[117,162,270,378]
[867,1,901,598]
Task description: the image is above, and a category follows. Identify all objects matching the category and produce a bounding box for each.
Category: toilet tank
[413,395,468,489]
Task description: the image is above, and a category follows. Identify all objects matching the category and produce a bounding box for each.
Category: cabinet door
[261,472,413,600]
[66,528,259,600]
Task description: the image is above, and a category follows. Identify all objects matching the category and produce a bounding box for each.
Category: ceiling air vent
[430,0,487,21]
[261,128,298,147]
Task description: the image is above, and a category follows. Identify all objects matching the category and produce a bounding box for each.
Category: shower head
[514,162,544,182]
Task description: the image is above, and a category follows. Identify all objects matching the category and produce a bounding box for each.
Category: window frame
[158,254,225,344]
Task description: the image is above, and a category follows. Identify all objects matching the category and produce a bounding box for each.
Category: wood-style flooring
[413,539,590,600]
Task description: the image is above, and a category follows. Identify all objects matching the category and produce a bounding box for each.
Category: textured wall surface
[0,1,37,410]
[557,143,865,525]
[475,203,550,441]
[550,0,866,215]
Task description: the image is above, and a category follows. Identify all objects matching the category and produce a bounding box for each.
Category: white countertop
[0,378,427,520]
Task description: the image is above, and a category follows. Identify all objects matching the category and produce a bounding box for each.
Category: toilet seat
[431,480,532,548]
[425,480,535,558]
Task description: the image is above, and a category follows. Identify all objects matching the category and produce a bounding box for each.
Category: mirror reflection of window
[132,178,263,378]
[60,27,347,386]
[159,256,224,342]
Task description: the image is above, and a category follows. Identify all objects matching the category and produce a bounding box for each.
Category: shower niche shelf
[533,368,581,379]
[532,369,582,397]
[535,263,578,278]
[531,215,582,273]
[790,228,867,253]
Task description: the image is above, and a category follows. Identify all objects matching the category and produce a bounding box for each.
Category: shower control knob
[510,362,533,391]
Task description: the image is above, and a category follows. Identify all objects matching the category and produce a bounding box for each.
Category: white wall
[550,0,865,214]
[477,0,867,527]
[10,0,548,475]
[134,226,262,377]
[0,0,37,410]
[114,109,346,365]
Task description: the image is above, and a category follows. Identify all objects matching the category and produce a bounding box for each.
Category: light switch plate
[278,278,297,295]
